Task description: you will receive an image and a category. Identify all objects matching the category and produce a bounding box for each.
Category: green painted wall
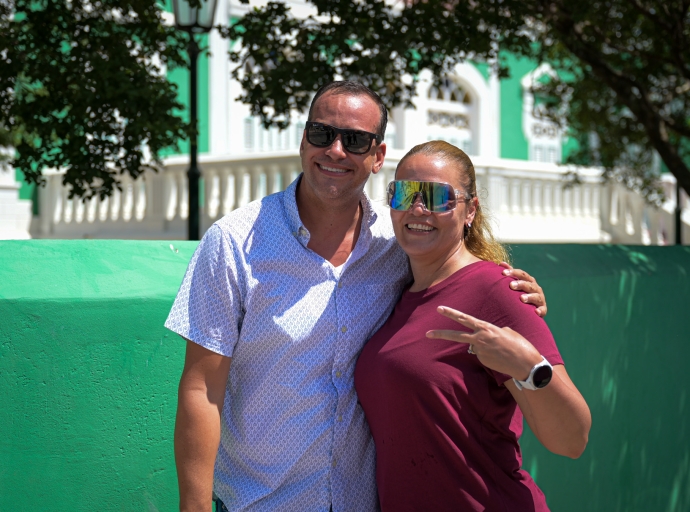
[515,244,690,512]
[0,240,197,512]
[164,42,210,157]
[499,53,533,160]
[1,241,689,511]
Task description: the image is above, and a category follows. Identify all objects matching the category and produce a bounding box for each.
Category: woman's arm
[505,365,591,458]
[427,307,591,459]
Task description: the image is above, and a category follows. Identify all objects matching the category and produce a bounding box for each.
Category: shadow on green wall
[1,241,689,511]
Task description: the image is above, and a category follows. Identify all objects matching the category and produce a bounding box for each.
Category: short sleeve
[480,274,564,386]
[164,224,244,357]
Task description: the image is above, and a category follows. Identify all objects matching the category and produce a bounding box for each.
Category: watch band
[513,356,553,391]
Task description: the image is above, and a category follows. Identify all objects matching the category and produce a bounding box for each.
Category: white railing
[32,150,690,244]
[601,174,689,245]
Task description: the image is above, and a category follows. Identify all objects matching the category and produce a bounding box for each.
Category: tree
[0,0,189,199]
[225,0,690,202]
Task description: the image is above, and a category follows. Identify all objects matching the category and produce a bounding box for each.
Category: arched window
[428,78,472,104]
[521,65,563,164]
[424,77,475,154]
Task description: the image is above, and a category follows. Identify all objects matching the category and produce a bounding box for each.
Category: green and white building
[3,0,688,243]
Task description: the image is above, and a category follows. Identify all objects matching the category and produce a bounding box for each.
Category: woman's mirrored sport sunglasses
[387,180,469,212]
[305,122,382,154]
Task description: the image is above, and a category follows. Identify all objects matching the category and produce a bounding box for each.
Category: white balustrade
[31,151,690,243]
[602,174,690,245]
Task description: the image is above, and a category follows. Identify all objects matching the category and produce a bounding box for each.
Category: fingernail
[521,294,528,301]
[503,269,510,275]
[510,282,517,288]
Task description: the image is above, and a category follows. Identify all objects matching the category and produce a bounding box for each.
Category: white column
[487,70,501,159]
[0,163,31,239]
[208,0,230,156]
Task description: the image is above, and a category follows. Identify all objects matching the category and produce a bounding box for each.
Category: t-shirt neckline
[405,260,494,301]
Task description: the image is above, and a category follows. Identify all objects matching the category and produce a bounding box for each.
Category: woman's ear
[466,196,479,224]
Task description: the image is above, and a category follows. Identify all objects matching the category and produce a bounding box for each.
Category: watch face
[533,365,553,389]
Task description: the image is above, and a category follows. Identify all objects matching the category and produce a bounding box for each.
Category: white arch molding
[391,64,496,158]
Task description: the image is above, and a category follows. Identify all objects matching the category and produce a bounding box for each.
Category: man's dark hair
[308,81,388,139]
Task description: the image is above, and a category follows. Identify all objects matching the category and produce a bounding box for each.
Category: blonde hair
[396,140,510,265]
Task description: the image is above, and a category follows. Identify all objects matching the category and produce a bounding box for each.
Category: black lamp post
[172,0,218,240]
[676,181,683,245]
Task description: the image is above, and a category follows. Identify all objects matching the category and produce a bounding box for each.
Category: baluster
[237,167,251,208]
[573,186,582,217]
[553,184,563,216]
[99,194,109,222]
[543,183,552,215]
[206,169,220,220]
[267,165,282,196]
[624,196,635,236]
[63,187,73,224]
[75,195,85,224]
[164,170,177,221]
[221,167,235,216]
[609,187,619,225]
[563,187,572,216]
[521,180,531,214]
[122,175,133,222]
[581,185,590,216]
[52,176,63,226]
[492,176,508,213]
[533,181,542,215]
[135,178,147,221]
[250,166,263,202]
[110,184,121,221]
[179,170,189,220]
[510,179,520,214]
[86,195,97,223]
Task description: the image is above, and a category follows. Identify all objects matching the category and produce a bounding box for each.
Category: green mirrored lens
[387,181,457,212]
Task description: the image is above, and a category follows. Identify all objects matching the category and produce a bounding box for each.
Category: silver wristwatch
[513,356,553,391]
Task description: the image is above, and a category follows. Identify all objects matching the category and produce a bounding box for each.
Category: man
[166,81,546,512]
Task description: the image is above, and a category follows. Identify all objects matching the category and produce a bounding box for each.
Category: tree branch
[546,1,690,195]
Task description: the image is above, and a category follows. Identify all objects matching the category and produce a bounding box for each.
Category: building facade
[3,0,688,243]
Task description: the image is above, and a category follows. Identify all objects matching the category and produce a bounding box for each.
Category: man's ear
[371,141,387,174]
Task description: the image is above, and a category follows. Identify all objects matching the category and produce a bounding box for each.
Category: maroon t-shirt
[354,261,563,512]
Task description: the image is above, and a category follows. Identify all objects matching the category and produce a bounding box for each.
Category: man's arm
[175,340,232,512]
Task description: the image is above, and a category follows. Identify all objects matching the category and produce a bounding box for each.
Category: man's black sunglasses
[305,122,382,155]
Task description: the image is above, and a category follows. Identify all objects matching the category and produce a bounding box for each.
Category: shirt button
[332,459,337,468]
[338,281,343,288]
[336,371,342,378]
[341,326,347,333]
[338,415,343,422]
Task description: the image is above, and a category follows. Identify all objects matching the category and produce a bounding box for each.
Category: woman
[354,141,591,511]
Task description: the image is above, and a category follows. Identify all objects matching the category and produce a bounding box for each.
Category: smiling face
[298,91,386,208]
[391,153,477,264]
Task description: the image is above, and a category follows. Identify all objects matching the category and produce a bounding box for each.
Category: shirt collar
[282,173,379,248]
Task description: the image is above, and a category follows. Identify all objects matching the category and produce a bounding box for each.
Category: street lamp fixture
[172,0,218,240]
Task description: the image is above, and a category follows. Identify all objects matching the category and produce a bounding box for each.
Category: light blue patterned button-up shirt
[165,176,410,511]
